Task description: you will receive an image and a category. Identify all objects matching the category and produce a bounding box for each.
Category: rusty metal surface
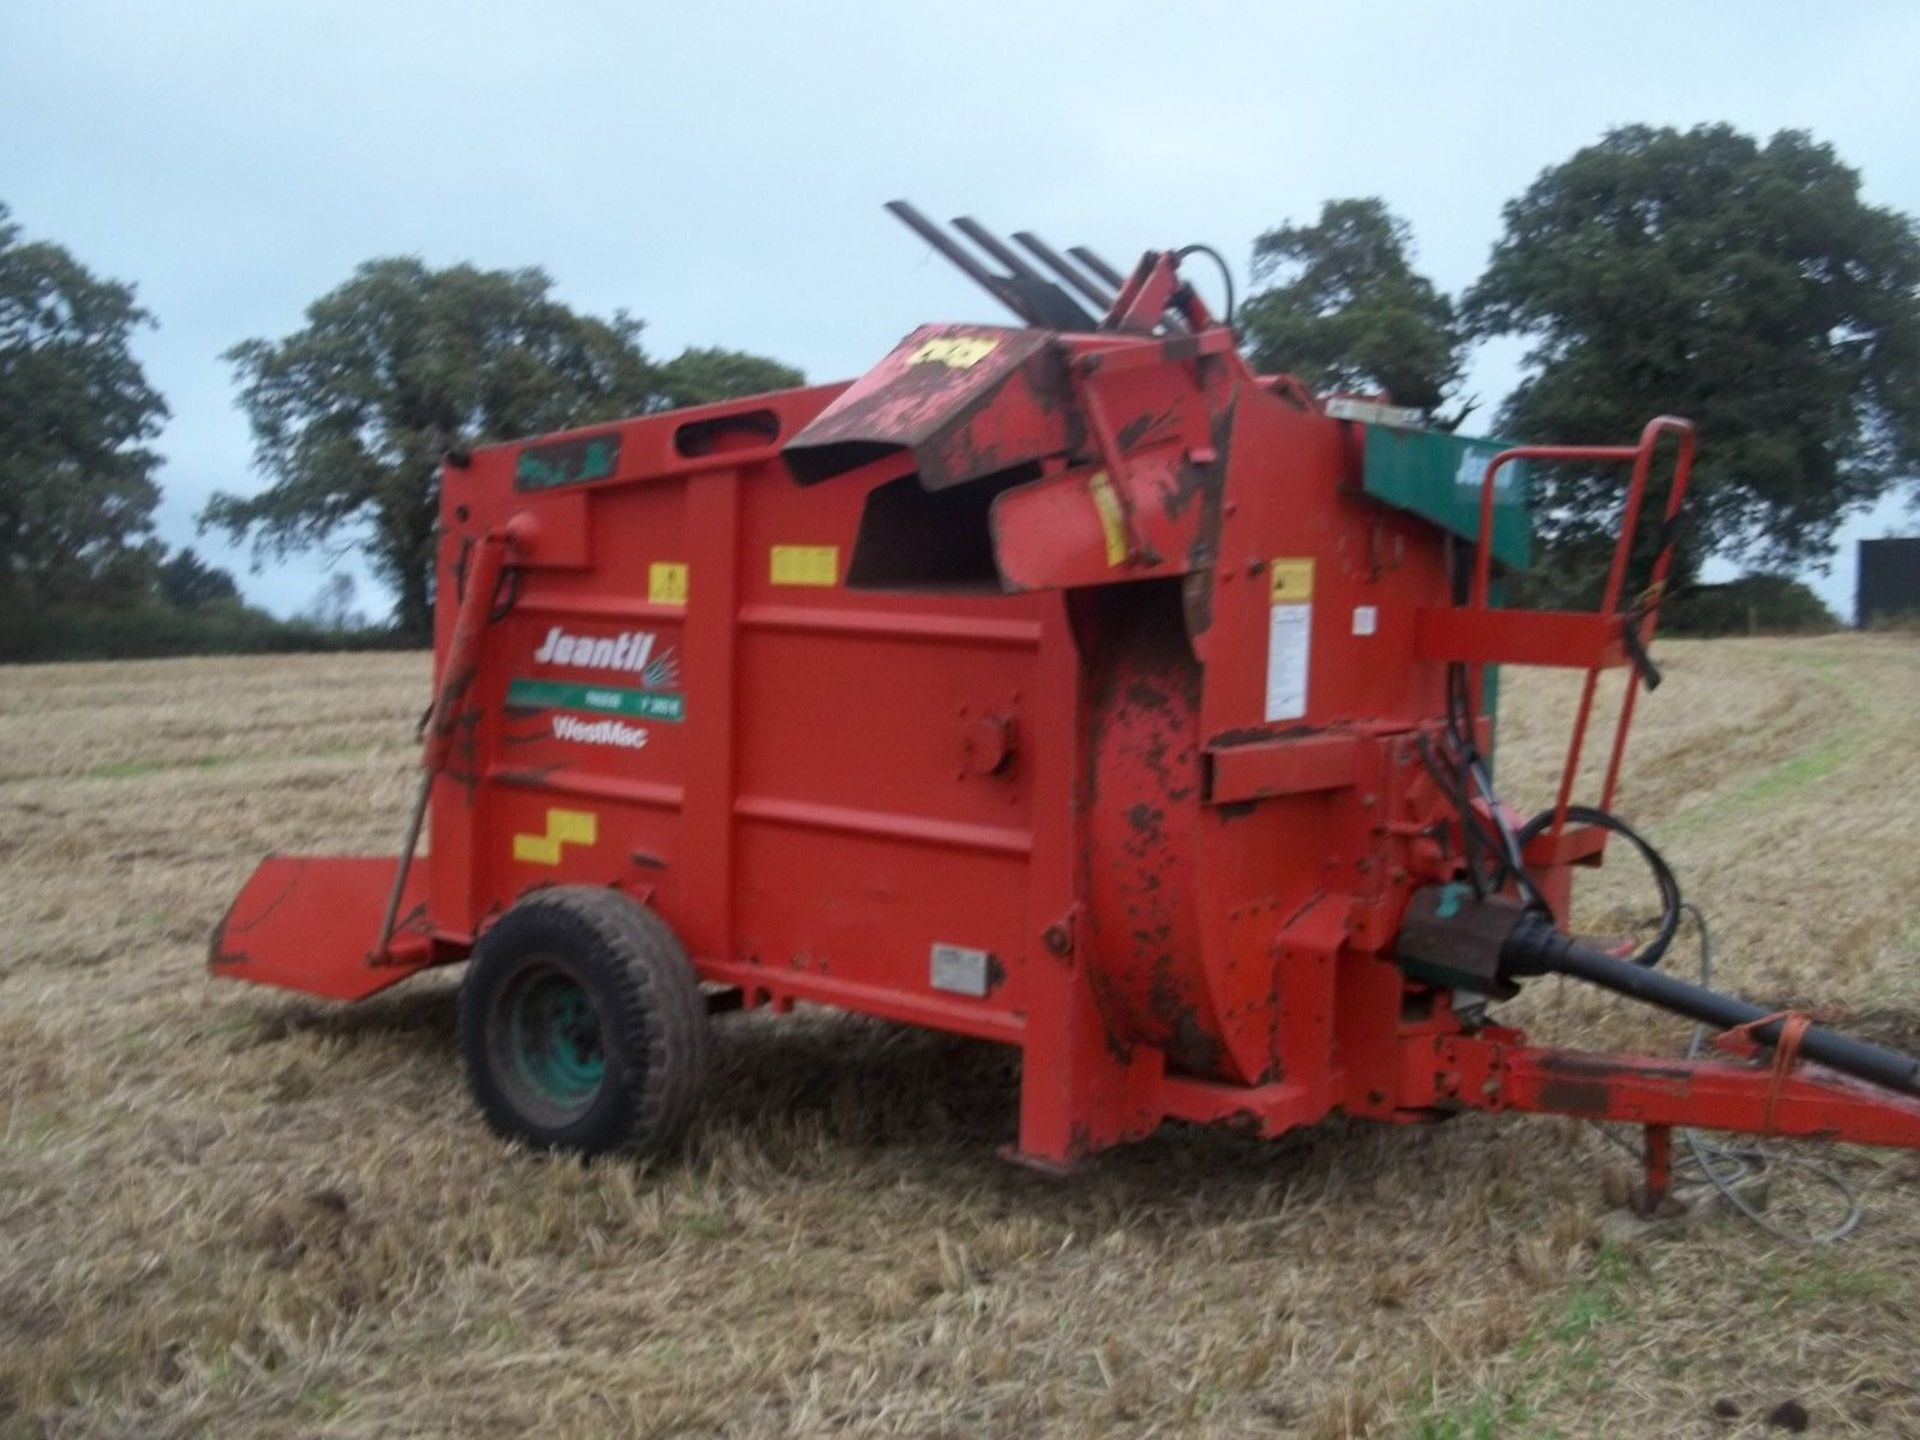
[784,325,1076,490]
[1426,1035,1920,1148]
[1079,580,1216,1074]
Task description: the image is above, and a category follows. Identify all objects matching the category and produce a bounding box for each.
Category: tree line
[1243,125,1919,618]
[0,213,801,659]
[5,122,1916,659]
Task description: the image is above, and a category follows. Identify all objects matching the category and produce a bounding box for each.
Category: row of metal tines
[884,200,1147,333]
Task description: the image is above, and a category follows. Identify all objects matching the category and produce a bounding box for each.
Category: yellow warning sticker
[1087,471,1128,567]
[1269,558,1316,604]
[513,807,598,867]
[770,544,838,587]
[648,561,689,605]
[907,335,999,370]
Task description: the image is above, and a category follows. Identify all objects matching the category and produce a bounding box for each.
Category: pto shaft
[1503,914,1920,1096]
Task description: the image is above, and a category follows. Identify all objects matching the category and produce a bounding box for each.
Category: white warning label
[1265,602,1312,722]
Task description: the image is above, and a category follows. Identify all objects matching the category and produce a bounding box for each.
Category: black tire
[459,886,709,1157]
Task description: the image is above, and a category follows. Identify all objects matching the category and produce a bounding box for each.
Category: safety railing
[1429,416,1697,845]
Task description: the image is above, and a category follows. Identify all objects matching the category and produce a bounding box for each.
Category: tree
[156,546,239,609]
[1663,573,1836,636]
[301,572,366,632]
[0,202,169,599]
[655,347,803,410]
[204,258,800,637]
[1239,198,1464,419]
[1465,125,1920,590]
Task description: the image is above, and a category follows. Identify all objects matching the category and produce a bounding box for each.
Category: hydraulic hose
[1502,913,1920,1097]
[1513,803,1680,968]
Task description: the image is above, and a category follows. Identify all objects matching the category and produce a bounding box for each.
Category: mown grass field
[2,635,1918,1438]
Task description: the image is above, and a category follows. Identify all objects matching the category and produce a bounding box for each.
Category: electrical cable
[1425,662,1542,908]
[1173,244,1235,326]
[1431,663,1676,964]
[1675,903,1863,1243]
[1471,753,1536,902]
[1425,550,1547,908]
[1590,905,1863,1243]
[1512,804,1681,970]
[1417,731,1502,898]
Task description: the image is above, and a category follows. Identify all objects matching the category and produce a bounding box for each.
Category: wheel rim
[499,961,605,1118]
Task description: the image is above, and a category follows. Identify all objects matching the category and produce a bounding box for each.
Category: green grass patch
[297,1385,351,1420]
[1406,1246,1638,1438]
[1775,645,1878,707]
[1662,641,1882,835]
[88,760,165,780]
[1761,1251,1901,1306]
[1667,731,1865,835]
[84,742,380,782]
[1408,1389,1538,1440]
[1726,732,1862,807]
[87,755,224,781]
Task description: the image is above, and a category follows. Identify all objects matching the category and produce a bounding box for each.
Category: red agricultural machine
[213,205,1920,1209]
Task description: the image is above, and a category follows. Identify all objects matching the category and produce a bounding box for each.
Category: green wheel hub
[502,964,605,1113]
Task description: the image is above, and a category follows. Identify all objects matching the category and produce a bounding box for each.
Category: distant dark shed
[1856,537,1920,627]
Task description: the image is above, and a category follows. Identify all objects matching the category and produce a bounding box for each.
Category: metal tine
[885,200,1040,327]
[1067,245,1128,290]
[1012,231,1116,312]
[953,217,1054,292]
[954,216,1100,331]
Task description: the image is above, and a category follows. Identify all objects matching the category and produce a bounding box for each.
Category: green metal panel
[506,678,685,722]
[514,431,622,491]
[1353,425,1529,773]
[1359,426,1531,571]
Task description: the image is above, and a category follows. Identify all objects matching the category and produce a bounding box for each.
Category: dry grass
[1,637,1917,1438]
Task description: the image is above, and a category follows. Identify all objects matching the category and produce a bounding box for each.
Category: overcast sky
[5,1,1915,619]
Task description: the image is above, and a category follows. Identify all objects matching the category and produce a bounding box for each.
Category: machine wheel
[459,886,708,1157]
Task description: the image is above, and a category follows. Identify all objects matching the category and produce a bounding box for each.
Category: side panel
[433,389,1057,1045]
[1360,424,1531,570]
[725,461,1055,1032]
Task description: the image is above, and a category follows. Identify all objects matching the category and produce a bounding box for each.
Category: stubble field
[2,634,1918,1438]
